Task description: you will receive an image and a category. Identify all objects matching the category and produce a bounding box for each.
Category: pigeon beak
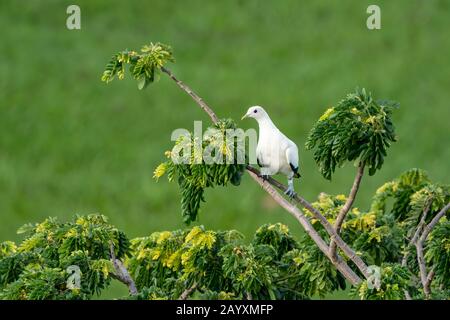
[241,113,248,120]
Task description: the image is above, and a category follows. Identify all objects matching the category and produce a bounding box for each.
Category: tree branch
[329,163,365,262]
[420,202,450,241]
[415,239,429,298]
[161,67,219,124]
[247,169,362,285]
[178,282,197,300]
[246,166,370,280]
[402,201,431,267]
[425,268,435,296]
[161,66,370,284]
[109,242,138,295]
[415,202,450,299]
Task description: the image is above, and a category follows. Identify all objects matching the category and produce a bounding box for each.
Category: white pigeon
[242,106,301,197]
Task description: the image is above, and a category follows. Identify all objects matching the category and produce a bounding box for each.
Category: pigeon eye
[253,109,257,113]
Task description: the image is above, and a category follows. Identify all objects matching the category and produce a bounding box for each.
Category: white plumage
[242,106,301,197]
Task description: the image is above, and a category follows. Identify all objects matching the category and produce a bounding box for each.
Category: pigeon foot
[284,187,296,199]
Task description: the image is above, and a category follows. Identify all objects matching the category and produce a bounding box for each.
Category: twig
[179,283,197,300]
[425,268,435,295]
[161,66,369,284]
[109,242,138,295]
[161,67,219,124]
[329,163,365,262]
[415,202,450,299]
[402,201,431,267]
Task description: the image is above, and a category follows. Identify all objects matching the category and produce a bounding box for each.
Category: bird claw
[284,188,296,199]
[260,174,270,181]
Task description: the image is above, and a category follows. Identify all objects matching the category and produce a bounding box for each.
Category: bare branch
[161,67,219,124]
[420,202,450,241]
[179,283,197,300]
[329,163,365,261]
[402,201,431,267]
[404,290,412,300]
[415,202,450,299]
[109,242,138,295]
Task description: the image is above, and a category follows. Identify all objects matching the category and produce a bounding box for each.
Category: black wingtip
[290,163,301,178]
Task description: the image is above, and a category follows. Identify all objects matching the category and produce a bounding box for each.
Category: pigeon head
[241,106,268,121]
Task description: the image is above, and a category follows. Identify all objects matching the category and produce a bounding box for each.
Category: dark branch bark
[329,163,365,262]
[161,66,370,284]
[109,242,138,295]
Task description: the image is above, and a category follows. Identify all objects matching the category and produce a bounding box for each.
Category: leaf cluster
[101,42,174,90]
[306,88,397,179]
[154,119,246,224]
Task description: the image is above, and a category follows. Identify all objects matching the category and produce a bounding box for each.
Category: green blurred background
[0,0,449,298]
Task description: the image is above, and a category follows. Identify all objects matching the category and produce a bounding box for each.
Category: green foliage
[425,219,450,288]
[371,168,432,220]
[0,215,130,299]
[125,221,360,300]
[281,240,347,298]
[352,213,403,266]
[154,119,246,224]
[101,42,174,90]
[300,169,449,300]
[126,222,352,300]
[352,263,411,300]
[306,88,397,179]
